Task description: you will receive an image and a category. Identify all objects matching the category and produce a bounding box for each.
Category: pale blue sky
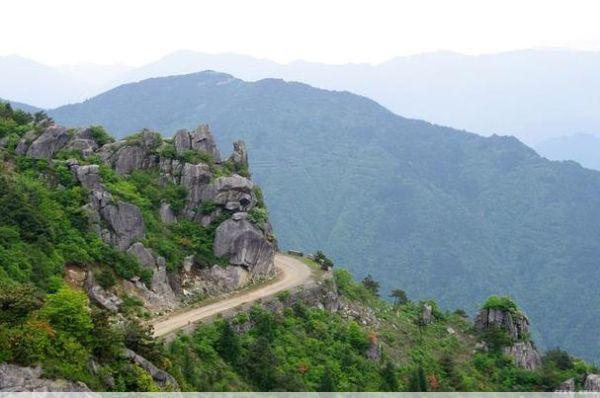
[3,0,600,66]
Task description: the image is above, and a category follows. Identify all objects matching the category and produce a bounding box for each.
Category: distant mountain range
[3,49,600,146]
[48,71,600,361]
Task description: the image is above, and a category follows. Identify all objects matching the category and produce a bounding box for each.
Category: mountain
[5,49,600,143]
[535,133,600,171]
[111,49,600,144]
[0,56,103,108]
[0,97,41,114]
[49,71,600,362]
[6,102,597,392]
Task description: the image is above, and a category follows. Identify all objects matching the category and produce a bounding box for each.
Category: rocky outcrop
[0,363,90,392]
[159,202,177,225]
[213,212,275,279]
[585,374,600,392]
[99,131,160,175]
[127,243,178,309]
[174,124,221,161]
[99,200,145,250]
[229,140,249,169]
[15,125,69,159]
[421,303,433,325]
[64,128,99,158]
[85,272,122,312]
[122,349,179,390]
[208,174,255,212]
[180,262,250,297]
[475,307,541,370]
[555,378,575,392]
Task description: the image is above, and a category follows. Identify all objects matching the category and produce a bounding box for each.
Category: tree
[314,250,334,270]
[408,366,428,392]
[318,366,338,392]
[216,321,241,365]
[38,286,93,343]
[381,361,399,391]
[362,274,380,297]
[390,289,408,308]
[0,283,42,325]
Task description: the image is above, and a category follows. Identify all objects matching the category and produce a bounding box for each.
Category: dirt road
[152,253,313,337]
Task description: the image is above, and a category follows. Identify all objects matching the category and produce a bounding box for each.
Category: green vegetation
[483,296,519,314]
[166,273,597,391]
[47,71,600,360]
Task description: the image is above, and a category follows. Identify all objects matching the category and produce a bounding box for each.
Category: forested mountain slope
[50,72,600,361]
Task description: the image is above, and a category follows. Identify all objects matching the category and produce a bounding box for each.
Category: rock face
[174,124,221,161]
[229,140,249,169]
[555,378,575,392]
[15,125,70,159]
[99,200,145,250]
[0,363,90,392]
[32,122,276,311]
[475,307,541,370]
[122,349,179,390]
[421,303,433,325]
[213,212,275,279]
[85,272,122,312]
[585,374,600,392]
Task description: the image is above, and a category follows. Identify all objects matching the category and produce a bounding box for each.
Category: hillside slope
[50,72,600,361]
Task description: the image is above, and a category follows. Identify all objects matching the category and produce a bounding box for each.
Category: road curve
[152,253,313,337]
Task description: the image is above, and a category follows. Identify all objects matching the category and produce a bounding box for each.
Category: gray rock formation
[122,349,179,390]
[85,272,122,312]
[69,162,103,190]
[14,130,37,155]
[555,378,575,392]
[20,125,69,158]
[421,303,433,325]
[365,335,381,361]
[229,140,249,169]
[0,363,90,392]
[98,130,160,175]
[475,307,541,370]
[585,374,600,392]
[214,212,275,279]
[504,341,542,371]
[159,202,177,225]
[99,200,145,250]
[173,124,221,161]
[127,243,178,307]
[180,162,212,217]
[64,128,99,157]
[208,174,255,212]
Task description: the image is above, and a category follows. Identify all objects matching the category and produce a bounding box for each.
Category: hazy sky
[3,0,600,66]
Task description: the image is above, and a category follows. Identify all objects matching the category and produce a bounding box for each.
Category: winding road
[152,253,313,337]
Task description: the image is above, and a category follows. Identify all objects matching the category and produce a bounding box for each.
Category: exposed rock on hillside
[0,363,90,392]
[214,212,275,279]
[174,124,221,161]
[122,349,179,390]
[22,121,275,312]
[475,306,541,370]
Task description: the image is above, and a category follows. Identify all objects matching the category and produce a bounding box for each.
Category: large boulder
[213,212,275,278]
[504,341,542,371]
[0,363,90,392]
[85,272,122,312]
[180,163,212,217]
[99,131,160,174]
[127,243,178,307]
[68,162,103,190]
[585,374,600,392]
[64,128,99,158]
[173,124,221,161]
[99,200,145,250]
[207,174,255,212]
[24,125,69,159]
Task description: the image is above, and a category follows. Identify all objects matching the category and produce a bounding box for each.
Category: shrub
[95,268,116,289]
[88,125,114,146]
[248,207,268,226]
[482,295,519,314]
